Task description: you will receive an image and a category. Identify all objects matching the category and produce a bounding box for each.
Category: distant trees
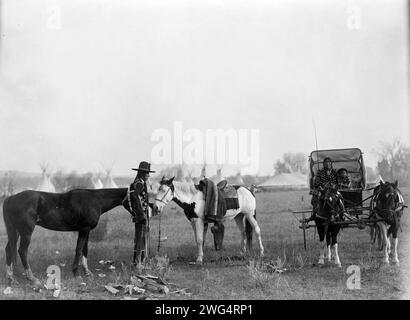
[365,166,378,183]
[376,139,410,186]
[274,152,308,175]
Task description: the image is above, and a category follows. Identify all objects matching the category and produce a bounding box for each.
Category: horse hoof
[31,279,42,291]
[318,259,324,265]
[34,280,42,287]
[6,276,18,286]
[85,271,94,277]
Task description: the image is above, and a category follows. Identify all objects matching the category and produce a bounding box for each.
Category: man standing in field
[130,161,155,265]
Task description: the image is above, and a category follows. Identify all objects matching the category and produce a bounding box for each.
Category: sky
[0,0,409,177]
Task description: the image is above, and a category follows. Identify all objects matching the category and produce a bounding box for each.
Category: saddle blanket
[219,184,240,211]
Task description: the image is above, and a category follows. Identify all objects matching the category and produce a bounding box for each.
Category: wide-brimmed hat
[132,161,155,173]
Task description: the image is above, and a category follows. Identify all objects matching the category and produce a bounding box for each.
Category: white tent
[91,171,104,189]
[228,171,244,185]
[184,168,195,183]
[210,167,225,184]
[37,164,56,192]
[258,172,308,190]
[102,166,118,188]
[200,164,207,179]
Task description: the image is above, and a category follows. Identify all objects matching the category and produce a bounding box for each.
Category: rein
[154,185,173,255]
[372,185,406,225]
[155,186,173,205]
[317,190,343,223]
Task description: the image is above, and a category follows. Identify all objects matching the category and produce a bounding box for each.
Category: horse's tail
[3,196,17,238]
[2,196,19,266]
[245,211,254,248]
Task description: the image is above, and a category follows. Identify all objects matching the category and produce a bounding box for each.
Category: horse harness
[316,188,345,224]
[371,187,405,225]
[155,183,174,205]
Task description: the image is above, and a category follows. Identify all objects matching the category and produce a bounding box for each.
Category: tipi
[184,168,194,183]
[228,170,244,185]
[210,167,225,184]
[191,164,207,185]
[91,171,104,189]
[37,163,56,192]
[102,165,118,188]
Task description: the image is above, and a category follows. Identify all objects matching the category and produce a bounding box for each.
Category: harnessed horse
[371,180,405,265]
[153,177,264,264]
[314,184,345,267]
[2,187,137,286]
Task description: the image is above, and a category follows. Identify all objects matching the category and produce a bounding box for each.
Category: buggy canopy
[309,148,366,190]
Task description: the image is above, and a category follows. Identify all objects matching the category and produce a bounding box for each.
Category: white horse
[153,177,264,264]
[371,180,405,265]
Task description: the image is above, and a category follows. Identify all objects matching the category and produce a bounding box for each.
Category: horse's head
[211,222,225,251]
[375,180,402,222]
[319,184,343,221]
[153,176,175,215]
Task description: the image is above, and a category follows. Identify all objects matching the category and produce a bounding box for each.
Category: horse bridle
[155,184,174,205]
[373,185,405,221]
[318,188,343,220]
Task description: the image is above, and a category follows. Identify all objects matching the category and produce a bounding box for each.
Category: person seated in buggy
[336,168,351,190]
[309,157,345,220]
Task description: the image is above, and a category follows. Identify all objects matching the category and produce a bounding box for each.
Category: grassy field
[0,188,409,300]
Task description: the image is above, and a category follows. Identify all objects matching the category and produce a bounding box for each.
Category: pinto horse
[2,188,135,286]
[314,185,345,267]
[153,177,264,264]
[371,180,405,265]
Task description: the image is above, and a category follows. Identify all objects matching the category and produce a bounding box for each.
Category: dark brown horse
[371,180,405,265]
[314,185,344,267]
[2,188,134,286]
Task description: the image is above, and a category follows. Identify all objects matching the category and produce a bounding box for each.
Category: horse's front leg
[392,237,399,265]
[203,223,208,247]
[326,245,332,262]
[331,229,341,267]
[316,222,325,265]
[72,228,90,276]
[378,222,389,264]
[332,243,341,267]
[81,232,93,276]
[325,232,331,262]
[191,218,204,264]
[318,241,326,265]
[390,224,400,265]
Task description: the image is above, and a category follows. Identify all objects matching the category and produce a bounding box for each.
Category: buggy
[293,148,385,249]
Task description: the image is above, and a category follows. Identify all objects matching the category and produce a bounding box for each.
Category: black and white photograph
[0,0,409,304]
